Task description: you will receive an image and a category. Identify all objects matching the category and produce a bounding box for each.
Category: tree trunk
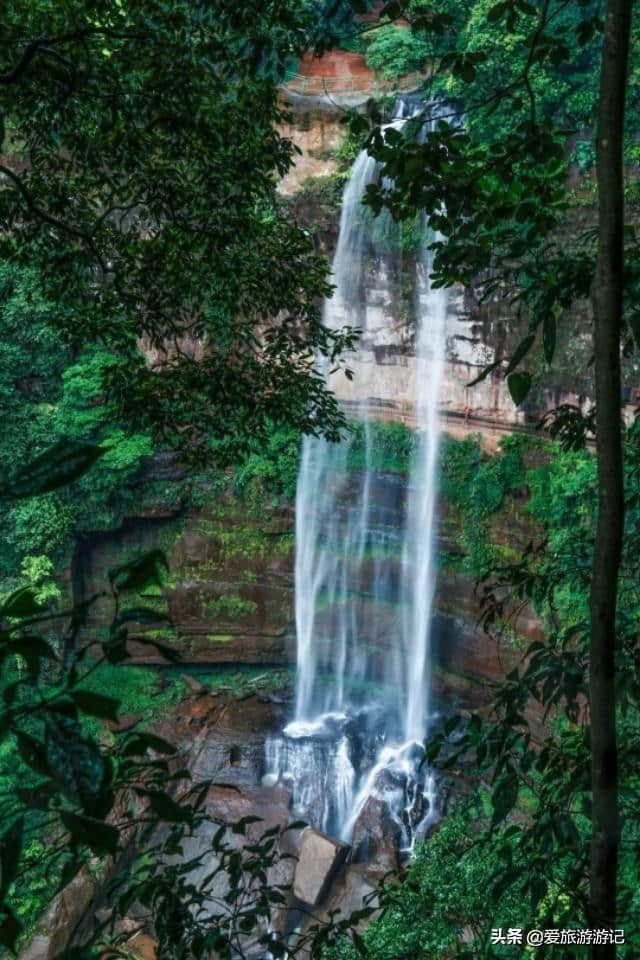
[589,0,631,954]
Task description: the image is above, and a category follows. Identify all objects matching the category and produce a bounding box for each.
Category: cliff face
[279,93,622,453]
[75,464,542,715]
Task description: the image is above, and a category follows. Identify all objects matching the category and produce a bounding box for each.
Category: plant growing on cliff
[365,24,431,79]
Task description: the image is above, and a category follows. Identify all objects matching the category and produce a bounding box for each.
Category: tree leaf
[507,371,532,405]
[109,550,168,594]
[504,332,535,375]
[466,359,501,388]
[133,637,181,663]
[487,1,509,22]
[60,811,118,855]
[0,587,44,619]
[44,712,106,807]
[141,790,191,823]
[16,784,57,812]
[7,635,57,674]
[491,774,519,826]
[71,691,120,723]
[5,440,105,499]
[15,731,50,779]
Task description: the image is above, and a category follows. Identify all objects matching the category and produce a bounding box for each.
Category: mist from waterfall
[266,98,448,843]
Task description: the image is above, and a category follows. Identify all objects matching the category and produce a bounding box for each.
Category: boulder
[318,863,380,928]
[293,829,349,906]
[351,795,402,871]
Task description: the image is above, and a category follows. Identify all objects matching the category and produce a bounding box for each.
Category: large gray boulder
[293,828,349,906]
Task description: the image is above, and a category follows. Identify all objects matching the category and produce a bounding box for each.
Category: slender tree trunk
[589,0,631,954]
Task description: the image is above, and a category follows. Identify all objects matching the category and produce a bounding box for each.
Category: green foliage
[0,0,359,466]
[301,0,373,53]
[0,264,179,590]
[0,553,365,956]
[233,428,302,501]
[333,132,367,173]
[17,557,61,608]
[76,663,188,728]
[439,433,527,574]
[429,0,605,141]
[351,2,640,417]
[348,420,416,473]
[365,25,430,79]
[204,594,259,620]
[423,422,640,949]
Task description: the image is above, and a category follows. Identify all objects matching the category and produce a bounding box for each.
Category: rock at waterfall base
[293,828,349,906]
[351,794,402,872]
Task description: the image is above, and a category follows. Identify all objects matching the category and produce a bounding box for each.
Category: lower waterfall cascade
[266,96,448,851]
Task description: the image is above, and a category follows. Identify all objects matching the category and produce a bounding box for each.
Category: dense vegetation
[361,0,639,155]
[0,263,185,601]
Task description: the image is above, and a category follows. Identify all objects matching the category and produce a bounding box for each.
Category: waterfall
[400,230,447,743]
[266,97,448,845]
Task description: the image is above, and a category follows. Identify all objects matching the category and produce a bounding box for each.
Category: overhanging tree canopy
[0,1,359,465]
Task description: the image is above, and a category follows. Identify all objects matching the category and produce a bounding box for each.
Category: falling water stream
[266,97,447,849]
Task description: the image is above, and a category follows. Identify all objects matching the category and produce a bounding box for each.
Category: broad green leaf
[5,441,105,499]
[0,587,44,619]
[504,333,535,375]
[466,359,501,388]
[507,371,532,405]
[491,774,519,826]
